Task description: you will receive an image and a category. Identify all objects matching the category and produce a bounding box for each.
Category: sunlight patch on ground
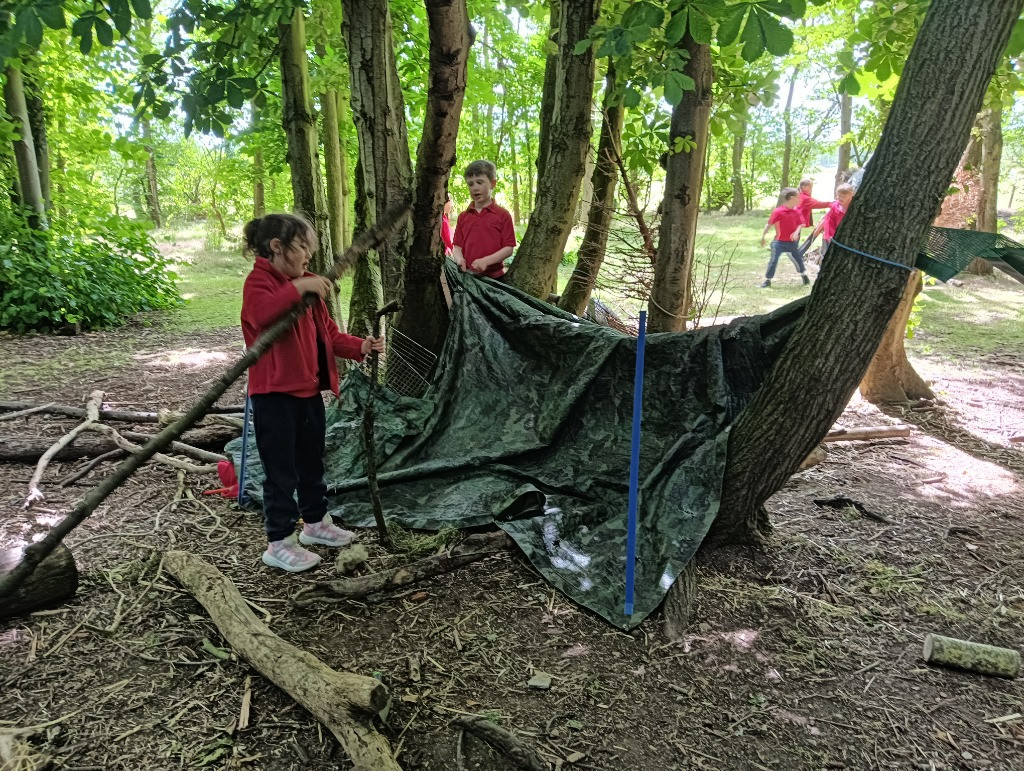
[906,435,1019,509]
[133,348,231,370]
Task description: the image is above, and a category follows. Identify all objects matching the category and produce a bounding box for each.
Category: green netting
[227,266,805,628]
[916,227,1024,282]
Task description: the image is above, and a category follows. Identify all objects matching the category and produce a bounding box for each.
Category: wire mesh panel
[360,327,438,398]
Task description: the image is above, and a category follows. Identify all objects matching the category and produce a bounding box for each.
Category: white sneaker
[262,534,322,573]
[299,514,356,548]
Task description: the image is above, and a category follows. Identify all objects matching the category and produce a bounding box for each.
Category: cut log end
[0,544,79,619]
[923,633,1021,678]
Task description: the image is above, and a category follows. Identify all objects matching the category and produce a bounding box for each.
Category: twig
[453,715,548,771]
[58,449,127,487]
[0,402,55,422]
[86,423,219,474]
[24,391,104,509]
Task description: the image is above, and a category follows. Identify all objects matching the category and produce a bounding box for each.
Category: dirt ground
[1,313,1023,771]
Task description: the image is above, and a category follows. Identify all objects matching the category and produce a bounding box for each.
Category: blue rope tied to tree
[829,239,915,272]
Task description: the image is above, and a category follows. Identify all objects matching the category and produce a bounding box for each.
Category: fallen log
[293,531,514,607]
[0,401,246,423]
[162,551,398,770]
[0,426,239,463]
[823,425,911,442]
[923,633,1021,678]
[453,715,548,771]
[0,544,78,619]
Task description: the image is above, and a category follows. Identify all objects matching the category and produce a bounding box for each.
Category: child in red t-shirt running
[241,213,384,573]
[810,183,855,253]
[759,188,810,288]
[797,178,830,231]
[451,160,516,279]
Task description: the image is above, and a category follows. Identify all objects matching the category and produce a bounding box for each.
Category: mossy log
[162,551,400,770]
[0,544,78,619]
[923,633,1021,678]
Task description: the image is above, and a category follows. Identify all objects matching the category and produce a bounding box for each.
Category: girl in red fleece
[241,214,384,573]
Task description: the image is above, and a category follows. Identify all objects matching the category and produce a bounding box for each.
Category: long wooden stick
[822,425,911,442]
[0,204,411,602]
[163,551,399,769]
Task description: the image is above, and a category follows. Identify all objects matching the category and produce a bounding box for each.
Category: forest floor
[2,215,1023,770]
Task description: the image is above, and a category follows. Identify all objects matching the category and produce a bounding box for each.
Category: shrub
[0,209,182,332]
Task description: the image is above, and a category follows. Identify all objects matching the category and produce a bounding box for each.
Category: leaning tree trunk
[395,0,470,357]
[141,120,162,227]
[23,67,51,211]
[343,0,414,318]
[647,32,713,334]
[727,112,746,216]
[710,0,1022,545]
[835,90,852,189]
[968,102,1002,274]
[779,66,799,191]
[3,64,47,229]
[859,270,935,403]
[505,0,601,299]
[558,62,623,316]
[280,8,338,317]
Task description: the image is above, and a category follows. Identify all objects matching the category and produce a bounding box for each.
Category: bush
[0,209,182,332]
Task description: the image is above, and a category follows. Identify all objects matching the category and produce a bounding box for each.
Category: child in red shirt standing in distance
[810,183,855,252]
[797,178,830,232]
[760,188,810,288]
[451,159,516,279]
[241,213,385,573]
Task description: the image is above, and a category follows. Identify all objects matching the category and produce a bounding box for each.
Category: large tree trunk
[3,64,47,229]
[968,102,1002,274]
[779,67,799,191]
[859,271,935,403]
[141,120,162,227]
[23,67,50,211]
[558,62,623,316]
[395,0,470,356]
[835,91,852,189]
[343,0,414,315]
[711,0,1021,545]
[505,0,601,299]
[347,158,383,336]
[647,33,713,333]
[727,113,746,216]
[279,9,338,317]
[0,545,77,619]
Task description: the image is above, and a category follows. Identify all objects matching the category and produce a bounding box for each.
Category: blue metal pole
[237,393,252,506]
[624,310,647,616]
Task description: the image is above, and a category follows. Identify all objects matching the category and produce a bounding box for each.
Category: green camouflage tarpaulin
[228,266,803,628]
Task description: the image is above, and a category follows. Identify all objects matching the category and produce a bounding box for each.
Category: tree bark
[3,64,47,229]
[780,67,799,192]
[535,0,561,185]
[23,67,50,211]
[343,0,414,310]
[506,0,602,298]
[141,120,162,227]
[969,102,1002,274]
[647,32,713,333]
[0,545,77,619]
[280,9,338,317]
[395,0,470,357]
[727,113,746,215]
[710,0,1022,545]
[859,271,935,404]
[163,552,398,769]
[320,86,350,324]
[835,91,852,189]
[348,158,383,337]
[558,62,623,316]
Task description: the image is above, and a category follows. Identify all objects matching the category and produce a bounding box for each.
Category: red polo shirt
[822,201,846,241]
[798,191,830,227]
[768,206,804,242]
[453,201,516,278]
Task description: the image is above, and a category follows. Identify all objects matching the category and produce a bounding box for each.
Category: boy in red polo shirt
[797,178,830,230]
[759,188,809,288]
[451,159,516,279]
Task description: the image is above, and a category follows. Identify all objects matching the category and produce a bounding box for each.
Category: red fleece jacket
[241,257,365,397]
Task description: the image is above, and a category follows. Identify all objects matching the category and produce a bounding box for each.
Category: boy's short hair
[799,178,813,190]
[464,159,497,181]
[835,183,855,195]
[781,187,799,201]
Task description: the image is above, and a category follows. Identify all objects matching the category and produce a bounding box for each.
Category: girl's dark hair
[243,213,317,259]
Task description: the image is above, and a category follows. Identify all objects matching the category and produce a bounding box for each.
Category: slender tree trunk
[969,102,1002,274]
[524,127,534,213]
[23,68,50,211]
[727,113,746,216]
[859,271,934,403]
[558,62,623,316]
[395,0,470,356]
[343,0,414,320]
[337,82,354,249]
[506,0,602,298]
[712,0,1021,544]
[280,8,337,319]
[835,91,852,189]
[535,0,561,185]
[251,102,266,218]
[141,120,162,227]
[3,65,46,229]
[321,87,351,306]
[647,33,713,333]
[780,67,799,191]
[509,122,521,224]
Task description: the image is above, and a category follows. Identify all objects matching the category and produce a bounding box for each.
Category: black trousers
[250,393,328,543]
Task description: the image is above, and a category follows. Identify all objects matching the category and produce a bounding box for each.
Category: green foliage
[0,207,181,332]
